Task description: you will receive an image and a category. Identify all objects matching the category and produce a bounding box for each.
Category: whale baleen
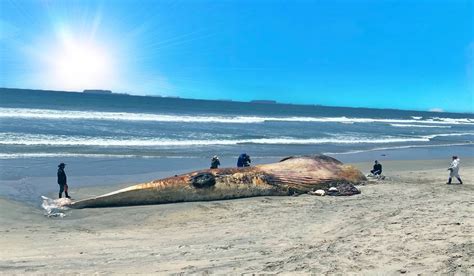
[67,155,366,209]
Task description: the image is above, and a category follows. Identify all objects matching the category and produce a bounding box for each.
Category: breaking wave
[1,132,472,147]
[1,107,473,125]
[390,124,451,128]
[323,142,473,155]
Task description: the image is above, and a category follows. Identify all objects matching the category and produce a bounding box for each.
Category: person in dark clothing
[370,160,382,175]
[210,155,220,169]
[237,153,251,167]
[57,163,70,199]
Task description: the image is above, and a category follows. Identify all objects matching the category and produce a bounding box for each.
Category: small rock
[400,269,407,273]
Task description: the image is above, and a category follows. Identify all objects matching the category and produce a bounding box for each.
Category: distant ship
[83,89,113,95]
[250,100,277,104]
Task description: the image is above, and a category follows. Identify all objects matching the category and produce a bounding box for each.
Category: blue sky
[1,0,473,112]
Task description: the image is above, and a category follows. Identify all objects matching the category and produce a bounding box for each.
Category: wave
[324,142,474,156]
[390,124,451,128]
[0,153,146,159]
[1,132,472,147]
[1,107,473,125]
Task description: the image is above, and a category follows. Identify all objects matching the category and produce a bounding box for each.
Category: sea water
[1,88,473,205]
[1,88,473,160]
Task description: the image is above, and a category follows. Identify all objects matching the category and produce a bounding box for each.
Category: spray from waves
[1,107,473,125]
[1,132,473,147]
[41,196,71,218]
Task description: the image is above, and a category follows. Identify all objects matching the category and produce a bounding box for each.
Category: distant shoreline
[2,87,472,115]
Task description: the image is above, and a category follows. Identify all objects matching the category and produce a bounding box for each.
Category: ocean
[1,88,473,160]
[1,88,473,203]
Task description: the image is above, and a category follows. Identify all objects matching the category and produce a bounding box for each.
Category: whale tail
[41,196,72,217]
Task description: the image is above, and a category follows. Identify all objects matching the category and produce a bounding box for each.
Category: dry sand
[1,159,473,275]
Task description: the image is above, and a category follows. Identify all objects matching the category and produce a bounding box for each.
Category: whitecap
[1,107,473,125]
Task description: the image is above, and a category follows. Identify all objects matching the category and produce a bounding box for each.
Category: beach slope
[0,159,472,274]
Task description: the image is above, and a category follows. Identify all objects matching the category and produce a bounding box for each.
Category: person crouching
[210,155,220,169]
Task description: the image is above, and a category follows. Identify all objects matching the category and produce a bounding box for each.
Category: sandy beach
[0,158,472,275]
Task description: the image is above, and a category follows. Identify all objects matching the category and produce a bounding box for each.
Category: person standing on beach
[57,163,71,198]
[210,155,220,169]
[447,156,463,184]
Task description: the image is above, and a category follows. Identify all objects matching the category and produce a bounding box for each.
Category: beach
[1,156,472,275]
[2,0,473,273]
[1,89,473,274]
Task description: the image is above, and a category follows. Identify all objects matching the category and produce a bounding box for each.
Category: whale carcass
[67,155,366,209]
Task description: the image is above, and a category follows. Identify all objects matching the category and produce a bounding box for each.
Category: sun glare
[46,39,115,91]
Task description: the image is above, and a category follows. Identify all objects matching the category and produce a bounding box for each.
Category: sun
[47,39,115,91]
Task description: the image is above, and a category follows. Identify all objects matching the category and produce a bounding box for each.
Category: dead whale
[67,155,366,209]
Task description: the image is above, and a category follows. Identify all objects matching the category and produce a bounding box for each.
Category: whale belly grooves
[68,155,366,209]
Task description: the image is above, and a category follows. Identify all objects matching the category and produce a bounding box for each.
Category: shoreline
[0,156,472,274]
[0,144,473,206]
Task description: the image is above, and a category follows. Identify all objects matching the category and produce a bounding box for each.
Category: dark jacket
[210,158,220,169]
[237,154,251,167]
[57,168,67,185]
[372,163,382,175]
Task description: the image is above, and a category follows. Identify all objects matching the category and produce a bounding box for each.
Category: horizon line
[1,86,472,115]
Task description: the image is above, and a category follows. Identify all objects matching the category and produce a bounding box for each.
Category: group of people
[55,155,464,199]
[367,156,463,184]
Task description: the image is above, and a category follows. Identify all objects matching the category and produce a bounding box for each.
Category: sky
[0,0,473,113]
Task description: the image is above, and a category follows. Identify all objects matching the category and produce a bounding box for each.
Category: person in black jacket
[370,160,382,176]
[57,163,70,199]
[237,153,251,167]
[210,155,221,169]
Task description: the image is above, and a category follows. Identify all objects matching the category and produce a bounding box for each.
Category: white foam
[424,132,474,139]
[0,153,143,159]
[390,124,451,128]
[324,142,474,156]
[1,107,473,125]
[2,132,472,147]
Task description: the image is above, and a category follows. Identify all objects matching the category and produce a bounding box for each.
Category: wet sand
[0,158,473,274]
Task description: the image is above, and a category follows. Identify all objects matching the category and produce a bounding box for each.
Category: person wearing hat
[210,155,221,169]
[57,163,71,198]
[447,156,463,184]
